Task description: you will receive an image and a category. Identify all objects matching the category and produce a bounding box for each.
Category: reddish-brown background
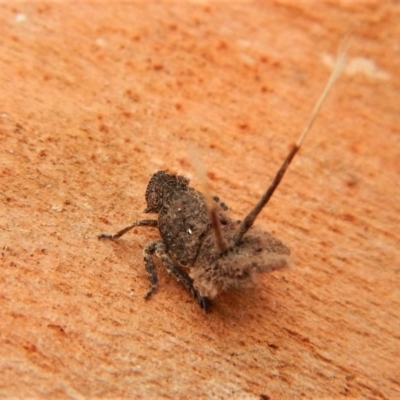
[1,2,399,399]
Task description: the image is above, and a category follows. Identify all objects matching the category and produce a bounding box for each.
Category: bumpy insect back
[158,186,223,267]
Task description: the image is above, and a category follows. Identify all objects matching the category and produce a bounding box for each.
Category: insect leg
[155,242,210,311]
[143,240,160,299]
[98,219,158,240]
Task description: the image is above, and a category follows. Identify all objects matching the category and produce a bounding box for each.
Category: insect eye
[144,171,168,212]
[144,192,163,213]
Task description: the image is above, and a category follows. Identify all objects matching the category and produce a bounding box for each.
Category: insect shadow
[99,47,347,311]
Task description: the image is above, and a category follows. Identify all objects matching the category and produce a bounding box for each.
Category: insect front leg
[154,242,210,311]
[98,219,158,240]
[143,240,160,299]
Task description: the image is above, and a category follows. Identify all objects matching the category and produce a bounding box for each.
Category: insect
[99,46,347,310]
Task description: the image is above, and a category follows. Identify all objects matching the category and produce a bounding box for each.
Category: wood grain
[1,2,399,399]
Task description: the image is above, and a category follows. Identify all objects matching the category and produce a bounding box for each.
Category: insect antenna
[190,146,228,253]
[233,43,348,246]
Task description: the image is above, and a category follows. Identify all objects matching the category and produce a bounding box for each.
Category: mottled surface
[127,170,290,300]
[1,2,399,399]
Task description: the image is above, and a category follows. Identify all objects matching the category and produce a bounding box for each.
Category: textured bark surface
[1,2,399,399]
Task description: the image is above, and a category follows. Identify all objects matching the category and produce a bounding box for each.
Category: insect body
[99,171,290,309]
[99,46,347,310]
